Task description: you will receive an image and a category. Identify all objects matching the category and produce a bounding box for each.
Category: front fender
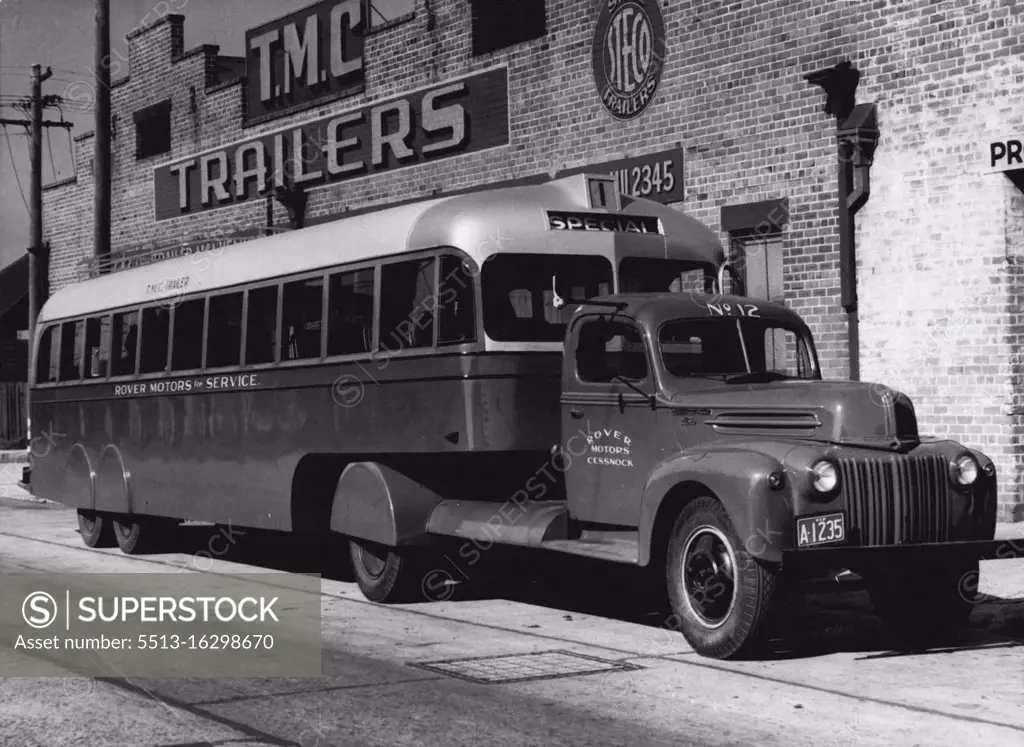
[638,447,792,565]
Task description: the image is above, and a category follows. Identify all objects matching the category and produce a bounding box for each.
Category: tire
[349,539,429,603]
[112,515,176,555]
[77,509,116,548]
[866,560,977,649]
[666,497,779,660]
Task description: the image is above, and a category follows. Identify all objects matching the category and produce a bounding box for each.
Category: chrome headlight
[810,460,839,494]
[952,455,979,486]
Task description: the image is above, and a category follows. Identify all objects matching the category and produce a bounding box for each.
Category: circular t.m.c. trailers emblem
[592,0,667,120]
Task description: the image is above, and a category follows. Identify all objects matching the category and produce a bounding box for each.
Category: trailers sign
[154,67,510,221]
[245,0,365,125]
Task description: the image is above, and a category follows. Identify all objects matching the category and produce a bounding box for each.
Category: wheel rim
[355,543,387,580]
[114,519,134,541]
[79,511,98,534]
[680,525,738,629]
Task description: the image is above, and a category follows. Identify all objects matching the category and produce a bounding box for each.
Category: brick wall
[42,1,1024,518]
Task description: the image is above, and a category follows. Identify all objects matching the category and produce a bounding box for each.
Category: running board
[426,499,640,564]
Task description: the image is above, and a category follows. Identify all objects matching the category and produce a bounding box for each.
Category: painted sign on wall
[245,0,365,125]
[985,135,1024,173]
[154,67,510,221]
[560,146,684,204]
[591,0,667,120]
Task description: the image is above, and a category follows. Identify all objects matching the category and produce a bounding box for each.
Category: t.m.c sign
[153,67,510,221]
[245,0,365,125]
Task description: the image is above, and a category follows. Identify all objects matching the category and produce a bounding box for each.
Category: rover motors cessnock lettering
[592,0,667,120]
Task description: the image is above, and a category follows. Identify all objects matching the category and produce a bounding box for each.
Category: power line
[2,123,30,215]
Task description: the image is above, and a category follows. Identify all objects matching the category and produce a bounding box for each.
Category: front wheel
[666,497,779,659]
[349,539,430,603]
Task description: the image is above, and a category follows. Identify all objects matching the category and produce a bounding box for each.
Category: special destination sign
[153,67,510,221]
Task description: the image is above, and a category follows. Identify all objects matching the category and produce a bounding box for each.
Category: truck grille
[837,454,950,546]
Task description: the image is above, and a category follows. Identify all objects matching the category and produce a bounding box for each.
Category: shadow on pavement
[154,526,1024,661]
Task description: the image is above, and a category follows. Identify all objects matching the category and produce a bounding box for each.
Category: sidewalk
[0,449,28,464]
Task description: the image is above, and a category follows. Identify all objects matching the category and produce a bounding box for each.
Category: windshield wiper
[724,371,793,384]
[612,375,657,409]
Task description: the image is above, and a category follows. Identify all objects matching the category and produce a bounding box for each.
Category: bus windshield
[620,257,714,294]
[482,254,612,341]
[659,318,817,380]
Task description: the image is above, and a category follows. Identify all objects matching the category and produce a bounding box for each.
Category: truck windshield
[659,318,816,380]
[482,254,612,341]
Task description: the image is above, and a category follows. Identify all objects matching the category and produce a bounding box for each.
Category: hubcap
[681,525,738,629]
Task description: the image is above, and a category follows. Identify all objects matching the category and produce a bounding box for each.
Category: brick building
[41,0,1024,519]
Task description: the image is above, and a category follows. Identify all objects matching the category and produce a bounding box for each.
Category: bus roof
[38,174,724,324]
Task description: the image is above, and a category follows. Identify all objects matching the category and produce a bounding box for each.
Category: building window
[732,234,784,302]
[134,99,171,160]
[470,0,546,56]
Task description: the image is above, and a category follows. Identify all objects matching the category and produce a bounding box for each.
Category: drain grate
[409,649,642,684]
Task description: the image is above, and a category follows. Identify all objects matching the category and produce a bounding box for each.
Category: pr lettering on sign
[591,0,668,120]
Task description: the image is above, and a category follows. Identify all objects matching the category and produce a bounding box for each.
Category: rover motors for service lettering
[592,0,667,120]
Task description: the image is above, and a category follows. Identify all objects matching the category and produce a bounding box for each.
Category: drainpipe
[804,62,879,381]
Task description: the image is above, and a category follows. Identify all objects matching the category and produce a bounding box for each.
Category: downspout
[804,62,879,381]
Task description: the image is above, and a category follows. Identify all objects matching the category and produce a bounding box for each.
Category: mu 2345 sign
[153,68,510,221]
[592,0,667,120]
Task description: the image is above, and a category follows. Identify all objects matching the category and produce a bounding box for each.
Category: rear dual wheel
[666,497,779,660]
[349,538,445,603]
[77,509,116,548]
[111,515,178,555]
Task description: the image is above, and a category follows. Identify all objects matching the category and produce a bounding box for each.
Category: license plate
[796,512,846,548]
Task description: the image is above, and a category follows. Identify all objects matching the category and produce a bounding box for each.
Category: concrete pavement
[0,500,1021,746]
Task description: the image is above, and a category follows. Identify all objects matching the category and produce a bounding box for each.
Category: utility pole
[95,0,112,269]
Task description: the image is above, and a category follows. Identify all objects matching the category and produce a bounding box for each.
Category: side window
[59,320,84,381]
[111,311,139,376]
[140,307,170,374]
[764,327,811,377]
[438,255,476,345]
[84,317,110,378]
[206,292,244,368]
[170,298,204,371]
[576,320,648,383]
[327,268,374,356]
[281,276,324,361]
[245,285,279,365]
[379,258,435,350]
[36,325,58,383]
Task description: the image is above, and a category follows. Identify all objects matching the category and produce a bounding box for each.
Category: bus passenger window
[170,299,204,371]
[111,311,139,376]
[281,277,324,361]
[327,268,373,355]
[139,307,170,374]
[58,320,84,381]
[379,258,435,350]
[84,317,110,378]
[206,292,243,368]
[36,325,58,383]
[246,285,279,364]
[438,255,476,345]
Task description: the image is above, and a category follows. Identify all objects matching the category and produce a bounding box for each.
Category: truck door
[562,315,655,527]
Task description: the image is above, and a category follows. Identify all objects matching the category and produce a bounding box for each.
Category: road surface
[0,479,1022,746]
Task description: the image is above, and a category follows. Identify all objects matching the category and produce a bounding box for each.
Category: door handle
[569,408,584,419]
